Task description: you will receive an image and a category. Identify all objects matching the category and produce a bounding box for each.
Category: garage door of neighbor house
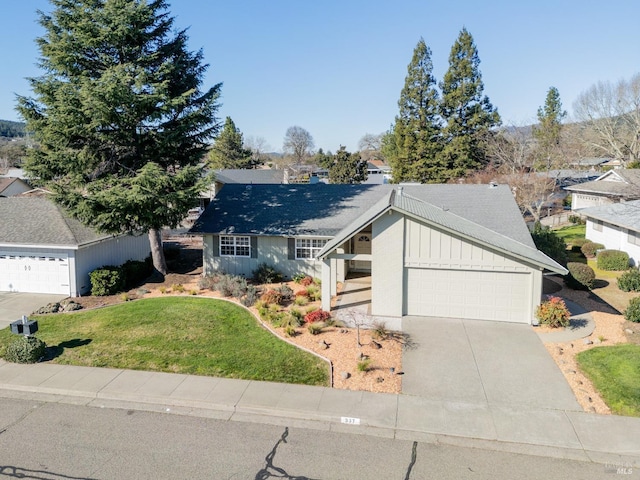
[405,268,531,323]
[0,253,71,295]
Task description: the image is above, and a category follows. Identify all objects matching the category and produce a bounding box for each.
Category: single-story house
[199,168,286,206]
[190,183,566,327]
[0,197,150,296]
[579,200,640,267]
[565,169,640,210]
[0,177,31,197]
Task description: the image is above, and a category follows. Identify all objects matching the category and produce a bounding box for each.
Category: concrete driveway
[401,317,581,411]
[0,292,67,329]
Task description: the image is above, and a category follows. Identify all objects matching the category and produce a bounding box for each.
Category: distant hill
[0,120,26,138]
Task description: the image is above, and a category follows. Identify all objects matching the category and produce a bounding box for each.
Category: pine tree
[328,146,367,184]
[389,38,443,183]
[533,86,566,169]
[208,117,254,169]
[439,28,500,178]
[16,0,221,276]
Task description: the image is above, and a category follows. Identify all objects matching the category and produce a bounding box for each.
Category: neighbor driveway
[0,292,67,329]
[402,317,581,411]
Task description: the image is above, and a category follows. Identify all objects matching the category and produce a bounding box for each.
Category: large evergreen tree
[533,86,566,169]
[439,28,500,178]
[389,38,443,183]
[208,117,253,169]
[17,0,221,276]
[328,146,367,184]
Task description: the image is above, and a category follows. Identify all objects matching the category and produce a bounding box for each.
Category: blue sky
[1,1,639,152]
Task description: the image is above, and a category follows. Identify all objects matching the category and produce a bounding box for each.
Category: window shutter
[251,236,258,259]
[288,238,296,260]
[212,235,219,257]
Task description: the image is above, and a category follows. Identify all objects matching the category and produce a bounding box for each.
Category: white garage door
[405,268,531,323]
[0,253,71,295]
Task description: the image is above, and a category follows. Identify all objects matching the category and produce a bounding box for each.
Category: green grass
[553,224,586,244]
[576,344,640,416]
[0,297,329,386]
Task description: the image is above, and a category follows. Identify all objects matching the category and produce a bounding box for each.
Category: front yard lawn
[576,344,640,417]
[0,297,329,386]
[553,224,586,245]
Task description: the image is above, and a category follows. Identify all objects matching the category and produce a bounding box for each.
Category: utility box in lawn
[10,315,38,336]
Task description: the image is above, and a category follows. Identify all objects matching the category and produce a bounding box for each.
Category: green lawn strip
[553,224,586,244]
[0,297,329,386]
[587,259,625,280]
[576,344,640,417]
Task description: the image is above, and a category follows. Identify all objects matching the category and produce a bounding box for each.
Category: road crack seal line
[403,441,418,480]
[0,403,41,436]
[254,427,319,480]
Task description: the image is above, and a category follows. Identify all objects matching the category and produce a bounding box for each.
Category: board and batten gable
[203,234,325,279]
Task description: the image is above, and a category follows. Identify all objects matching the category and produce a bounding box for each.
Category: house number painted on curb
[341,417,360,425]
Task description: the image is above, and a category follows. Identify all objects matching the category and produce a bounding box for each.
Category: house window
[220,235,250,257]
[628,230,640,246]
[593,220,603,232]
[295,238,327,259]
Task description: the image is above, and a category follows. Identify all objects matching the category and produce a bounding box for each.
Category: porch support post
[321,258,332,312]
[330,258,337,296]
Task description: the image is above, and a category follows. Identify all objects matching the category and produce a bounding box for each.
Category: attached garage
[404,268,532,323]
[0,197,150,296]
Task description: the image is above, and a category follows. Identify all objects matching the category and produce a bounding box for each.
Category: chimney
[397,186,403,197]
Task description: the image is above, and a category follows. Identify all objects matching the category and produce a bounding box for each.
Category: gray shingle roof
[214,169,285,185]
[565,169,640,198]
[0,197,112,247]
[579,200,640,233]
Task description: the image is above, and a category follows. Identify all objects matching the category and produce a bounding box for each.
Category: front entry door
[353,234,371,271]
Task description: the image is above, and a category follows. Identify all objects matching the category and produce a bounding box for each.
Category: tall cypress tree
[17,0,221,276]
[439,28,500,178]
[389,38,443,183]
[208,117,254,169]
[533,86,566,169]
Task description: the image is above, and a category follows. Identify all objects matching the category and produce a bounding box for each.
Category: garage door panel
[405,268,530,323]
[0,253,70,295]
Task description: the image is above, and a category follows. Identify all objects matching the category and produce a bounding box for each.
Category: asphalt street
[0,398,620,480]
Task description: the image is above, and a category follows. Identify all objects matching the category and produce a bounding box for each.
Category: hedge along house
[0,197,150,296]
[190,183,567,329]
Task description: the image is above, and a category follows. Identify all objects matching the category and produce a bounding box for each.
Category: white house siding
[203,234,323,280]
[370,211,405,318]
[73,234,150,296]
[0,247,71,295]
[572,192,614,210]
[1,180,31,197]
[586,220,640,267]
[401,216,540,324]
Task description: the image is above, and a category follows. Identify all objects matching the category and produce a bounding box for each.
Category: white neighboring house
[0,177,32,197]
[580,200,640,267]
[565,169,640,210]
[0,197,150,296]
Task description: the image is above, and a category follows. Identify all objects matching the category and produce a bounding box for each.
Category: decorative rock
[593,338,601,344]
[319,341,328,350]
[583,338,593,345]
[358,353,369,361]
[566,369,577,375]
[589,406,597,413]
[390,367,395,374]
[556,347,563,355]
[340,371,350,380]
[625,328,634,335]
[577,380,583,385]
[371,340,382,349]
[376,377,384,383]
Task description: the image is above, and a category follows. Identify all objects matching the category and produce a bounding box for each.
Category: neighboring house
[0,177,31,197]
[190,183,566,327]
[0,197,150,296]
[580,200,640,267]
[565,169,640,210]
[568,158,611,169]
[202,168,286,203]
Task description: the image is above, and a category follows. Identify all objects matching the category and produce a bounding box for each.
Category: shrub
[564,262,596,290]
[307,322,325,335]
[290,308,304,324]
[306,285,321,301]
[618,268,640,292]
[570,238,589,252]
[568,214,585,225]
[597,250,630,271]
[284,326,297,337]
[581,241,604,259]
[252,263,283,284]
[292,273,307,284]
[281,313,303,328]
[299,276,314,286]
[294,295,309,306]
[198,274,222,290]
[241,285,259,307]
[357,358,372,372]
[260,289,283,306]
[172,283,185,293]
[304,310,332,324]
[372,321,388,340]
[624,297,640,323]
[275,284,294,303]
[90,266,125,296]
[189,289,198,296]
[159,286,167,294]
[4,336,46,363]
[535,296,571,328]
[531,223,567,265]
[217,275,247,297]
[121,259,152,288]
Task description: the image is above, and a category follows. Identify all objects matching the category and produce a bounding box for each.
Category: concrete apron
[0,293,67,329]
